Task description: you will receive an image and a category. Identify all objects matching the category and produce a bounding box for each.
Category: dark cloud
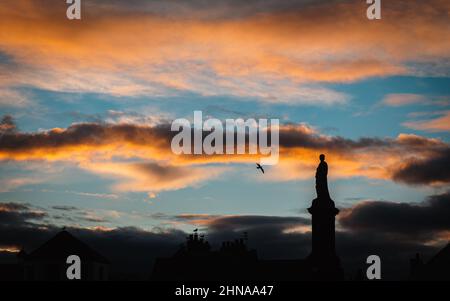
[0,202,47,227]
[0,202,29,211]
[0,121,172,152]
[204,215,309,231]
[51,207,110,223]
[134,162,193,182]
[339,191,450,240]
[0,116,444,154]
[0,116,427,153]
[278,126,389,150]
[278,126,448,152]
[392,148,450,185]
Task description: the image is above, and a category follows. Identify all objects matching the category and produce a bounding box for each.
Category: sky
[0,0,450,279]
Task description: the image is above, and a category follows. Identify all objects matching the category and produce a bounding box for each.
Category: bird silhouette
[256,163,264,174]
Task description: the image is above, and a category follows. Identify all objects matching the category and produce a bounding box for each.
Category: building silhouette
[151,229,343,281]
[9,230,109,281]
[410,242,450,281]
[152,155,344,280]
[152,232,261,280]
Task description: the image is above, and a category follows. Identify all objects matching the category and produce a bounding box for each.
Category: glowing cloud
[0,0,449,105]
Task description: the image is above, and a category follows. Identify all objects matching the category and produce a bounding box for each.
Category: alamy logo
[366,255,381,280]
[171,111,279,165]
[66,255,81,280]
[366,0,381,20]
[66,0,81,20]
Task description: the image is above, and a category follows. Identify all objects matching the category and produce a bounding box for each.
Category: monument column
[308,197,339,261]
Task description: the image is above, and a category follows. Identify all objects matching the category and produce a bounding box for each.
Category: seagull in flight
[256,163,265,174]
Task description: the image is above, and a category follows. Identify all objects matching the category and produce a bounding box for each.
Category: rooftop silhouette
[152,154,344,281]
[11,230,109,281]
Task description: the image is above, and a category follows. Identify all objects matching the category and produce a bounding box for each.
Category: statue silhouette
[315,154,330,199]
[308,154,343,280]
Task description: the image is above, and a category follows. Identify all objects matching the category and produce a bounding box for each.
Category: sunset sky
[0,0,449,278]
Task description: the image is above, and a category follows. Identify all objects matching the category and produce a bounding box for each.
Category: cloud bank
[1,0,449,105]
[1,117,449,193]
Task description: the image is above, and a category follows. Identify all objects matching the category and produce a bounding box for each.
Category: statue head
[319,154,325,162]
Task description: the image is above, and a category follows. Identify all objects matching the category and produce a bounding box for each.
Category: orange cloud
[403,110,450,132]
[0,246,20,253]
[79,161,229,193]
[1,119,449,190]
[0,0,449,104]
[382,94,426,107]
